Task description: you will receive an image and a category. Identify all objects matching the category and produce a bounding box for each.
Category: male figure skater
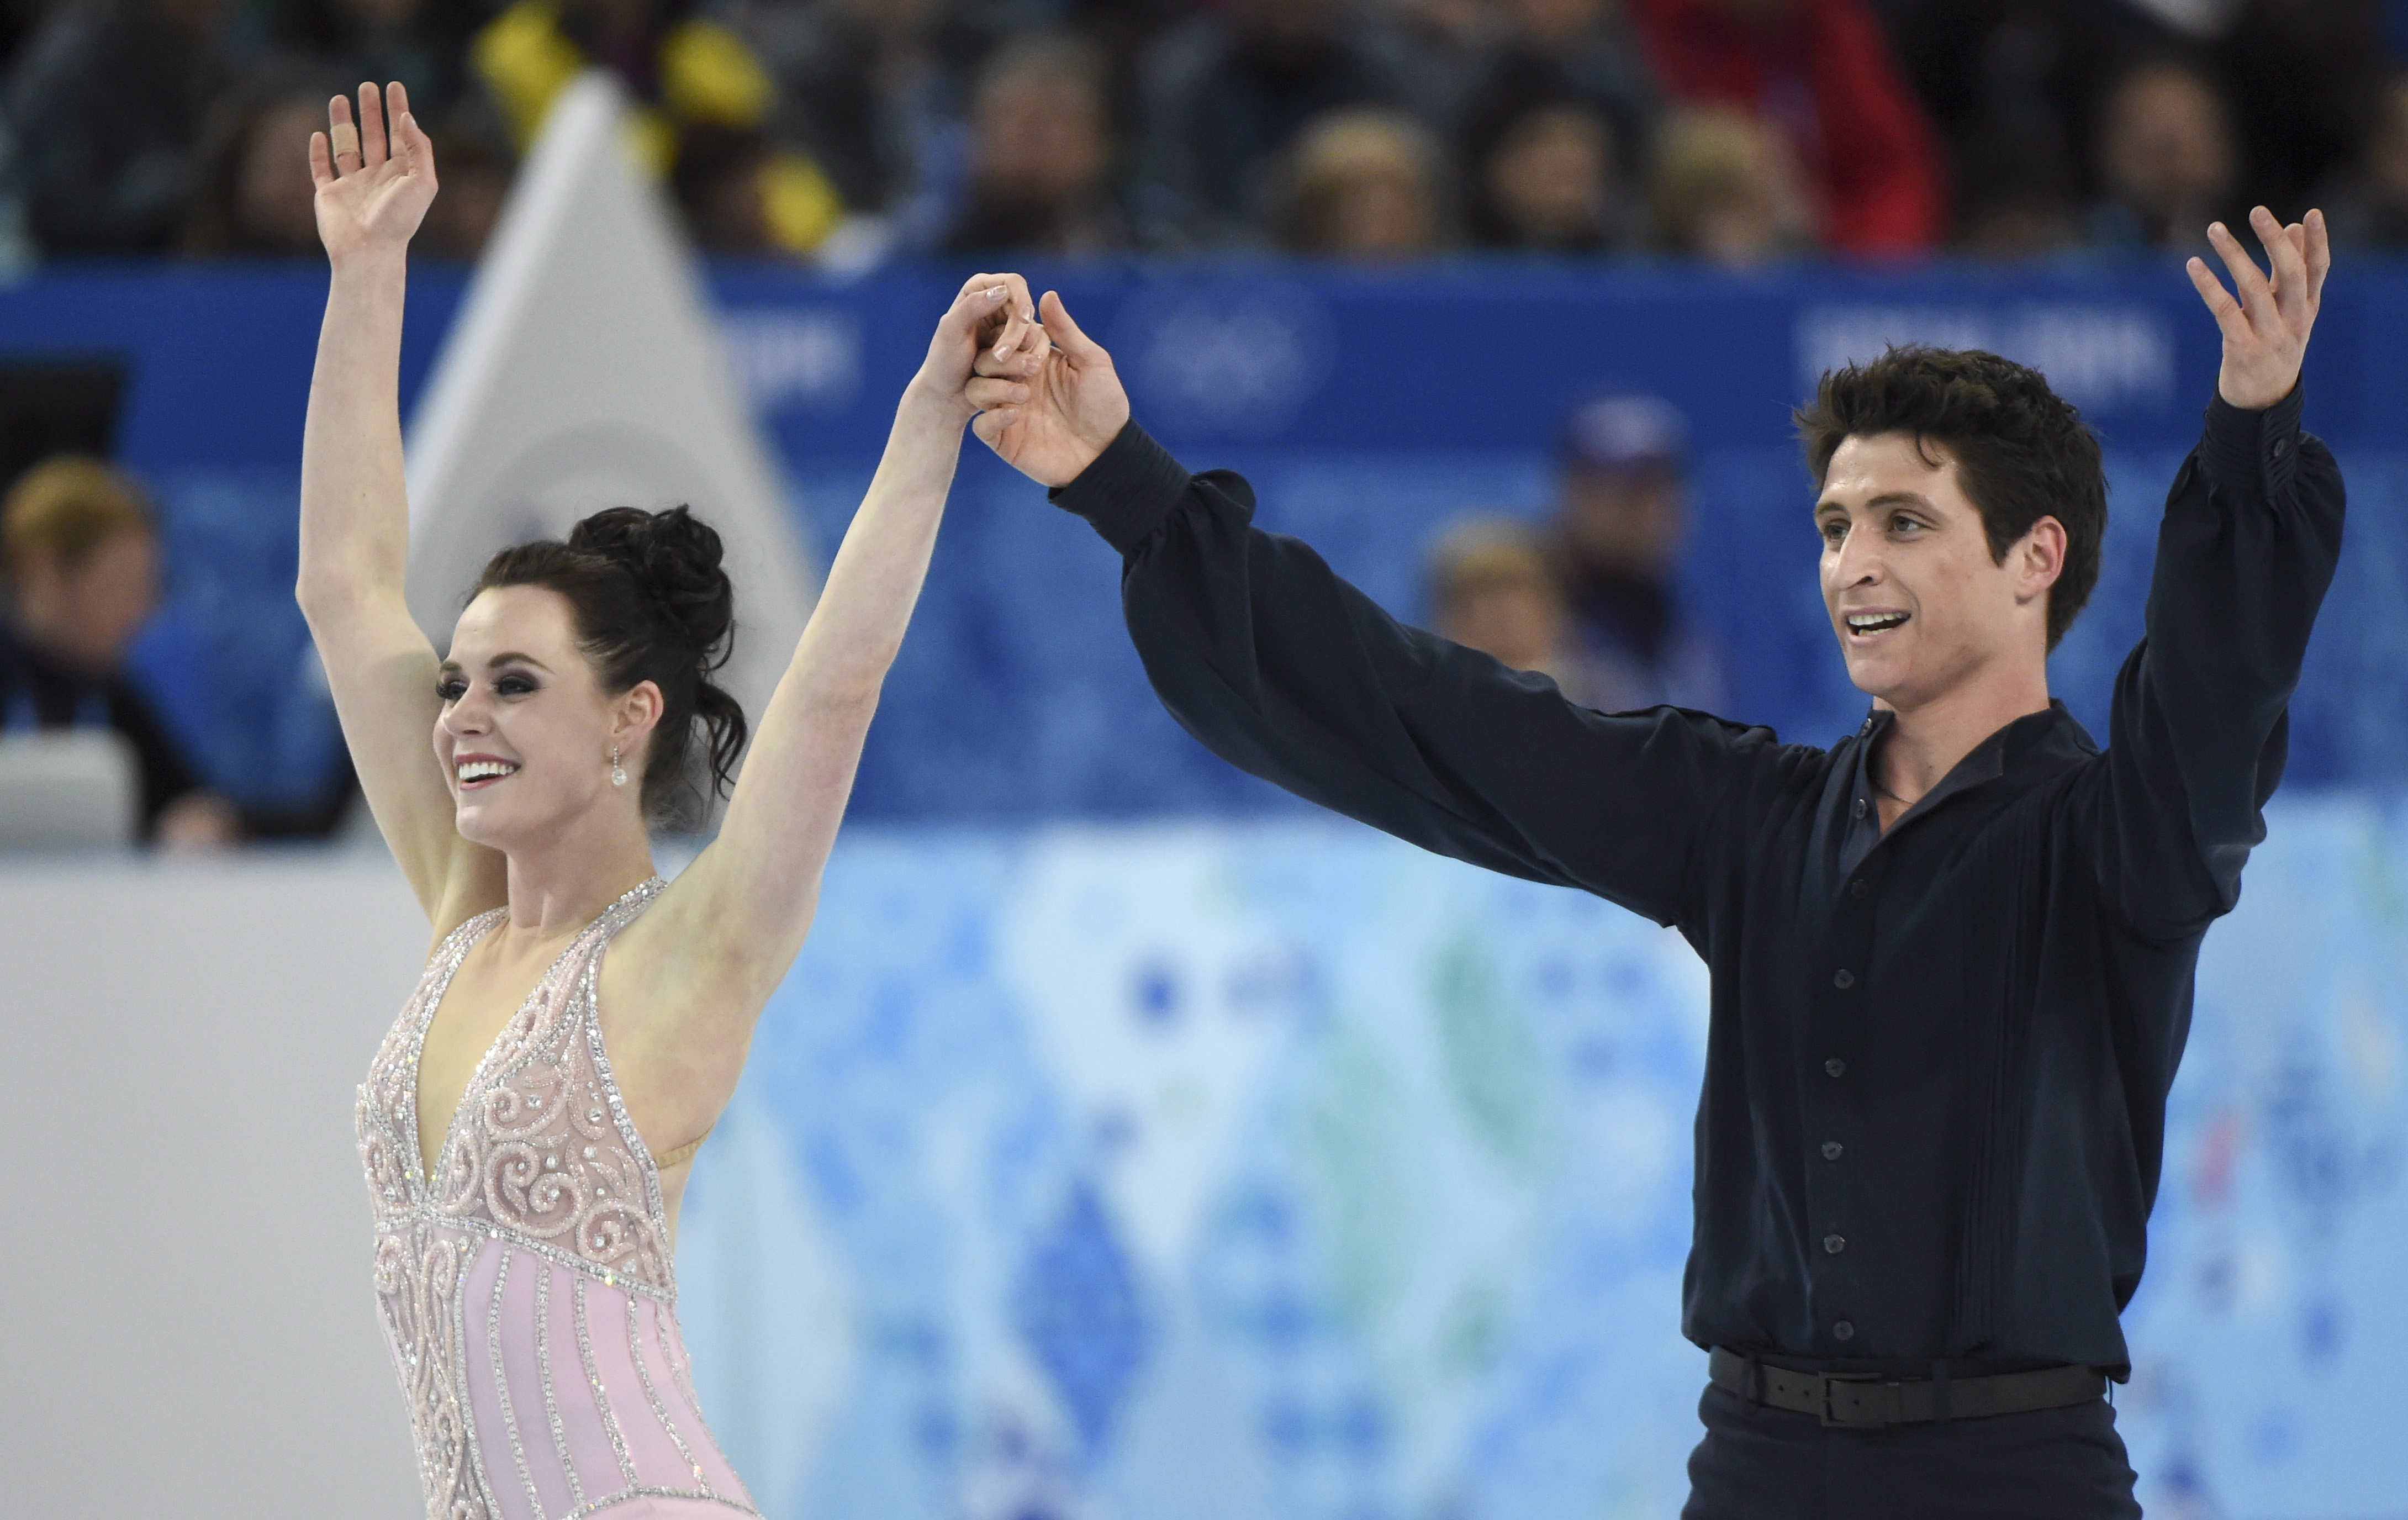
[953,210,2341,1515]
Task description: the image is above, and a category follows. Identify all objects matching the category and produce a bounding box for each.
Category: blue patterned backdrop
[670,802,2408,1520]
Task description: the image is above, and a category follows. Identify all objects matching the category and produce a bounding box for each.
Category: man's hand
[2187,206,2329,410]
[967,290,1132,488]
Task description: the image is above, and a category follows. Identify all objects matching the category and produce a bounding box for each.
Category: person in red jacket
[1627,0,1945,255]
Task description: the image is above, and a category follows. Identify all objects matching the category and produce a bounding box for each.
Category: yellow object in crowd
[472,0,844,254]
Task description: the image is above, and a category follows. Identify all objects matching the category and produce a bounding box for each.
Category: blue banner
[6,258,2407,812]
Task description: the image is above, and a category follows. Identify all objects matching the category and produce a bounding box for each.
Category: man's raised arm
[2090,209,2347,941]
[967,291,1778,927]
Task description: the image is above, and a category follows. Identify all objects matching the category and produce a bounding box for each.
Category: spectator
[943,33,1125,256]
[4,0,232,255]
[184,70,340,257]
[1455,0,1659,253]
[2088,59,2237,252]
[1627,0,1946,256]
[1952,129,2082,258]
[2322,73,2408,248]
[1649,107,1812,266]
[1138,0,1410,245]
[737,0,1022,246]
[1276,107,1448,260]
[414,112,514,259]
[253,0,484,122]
[1871,0,2164,230]
[1548,394,1729,712]
[671,123,783,255]
[2217,0,2389,217]
[473,0,844,254]
[1429,518,1576,685]
[1464,0,1659,153]
[1,457,239,846]
[1469,100,1636,252]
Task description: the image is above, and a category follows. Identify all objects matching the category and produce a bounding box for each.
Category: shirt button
[1825,1058,1846,1078]
[1833,969,1855,989]
[1824,1233,1847,1254]
[1822,1141,1844,1160]
[1850,879,1869,899]
[1852,796,1868,819]
[2272,437,2289,457]
[1834,1320,1856,1342]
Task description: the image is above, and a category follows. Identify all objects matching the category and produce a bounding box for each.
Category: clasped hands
[912,273,1131,490]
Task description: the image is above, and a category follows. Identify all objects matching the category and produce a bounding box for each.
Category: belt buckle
[1818,1371,1892,1428]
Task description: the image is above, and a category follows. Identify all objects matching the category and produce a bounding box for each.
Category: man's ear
[2016,516,2068,603]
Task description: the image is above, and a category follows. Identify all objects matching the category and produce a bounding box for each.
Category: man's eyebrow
[1814,490,1934,516]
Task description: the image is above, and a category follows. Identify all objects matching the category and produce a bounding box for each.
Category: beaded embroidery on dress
[357,878,757,1520]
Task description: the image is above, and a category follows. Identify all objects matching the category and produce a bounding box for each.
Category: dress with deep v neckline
[357,877,757,1520]
[415,907,610,1184]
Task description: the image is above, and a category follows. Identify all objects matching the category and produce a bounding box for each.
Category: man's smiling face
[1815,432,2064,712]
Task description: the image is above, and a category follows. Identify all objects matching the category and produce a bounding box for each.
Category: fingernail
[985,286,1007,300]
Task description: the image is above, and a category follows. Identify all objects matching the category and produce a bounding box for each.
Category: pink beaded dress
[357,878,757,1520]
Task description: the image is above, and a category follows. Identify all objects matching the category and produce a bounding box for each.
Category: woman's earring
[610,744,627,789]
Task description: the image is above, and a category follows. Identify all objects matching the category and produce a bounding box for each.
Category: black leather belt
[1709,1347,2105,1429]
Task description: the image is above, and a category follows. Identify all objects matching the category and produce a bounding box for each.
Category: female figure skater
[305,82,1048,1518]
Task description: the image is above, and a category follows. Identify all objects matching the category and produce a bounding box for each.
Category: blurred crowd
[1427,391,1726,716]
[2,0,2405,270]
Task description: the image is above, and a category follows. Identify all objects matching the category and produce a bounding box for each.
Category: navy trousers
[1682,1384,2144,1519]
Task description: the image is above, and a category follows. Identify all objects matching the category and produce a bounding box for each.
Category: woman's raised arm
[295,82,500,926]
[612,275,1047,1056]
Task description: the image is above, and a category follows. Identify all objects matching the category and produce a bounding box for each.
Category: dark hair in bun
[475,505,748,823]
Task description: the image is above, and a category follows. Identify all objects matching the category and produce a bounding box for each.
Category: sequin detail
[358,880,757,1519]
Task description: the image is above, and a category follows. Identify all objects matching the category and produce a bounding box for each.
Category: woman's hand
[310,82,439,266]
[906,272,1048,427]
[967,289,1132,488]
[2187,205,2328,411]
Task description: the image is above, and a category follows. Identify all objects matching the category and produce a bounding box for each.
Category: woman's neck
[498,810,658,938]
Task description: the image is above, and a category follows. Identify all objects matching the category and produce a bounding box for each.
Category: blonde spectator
[1,457,240,846]
[1428,518,1574,688]
[1649,106,1812,267]
[1277,108,1448,261]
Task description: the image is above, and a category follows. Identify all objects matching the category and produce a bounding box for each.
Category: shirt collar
[1855,700,2091,817]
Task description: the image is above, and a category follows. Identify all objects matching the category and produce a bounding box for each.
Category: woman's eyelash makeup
[435,674,537,700]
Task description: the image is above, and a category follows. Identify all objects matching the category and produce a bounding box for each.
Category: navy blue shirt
[1053,389,2343,1378]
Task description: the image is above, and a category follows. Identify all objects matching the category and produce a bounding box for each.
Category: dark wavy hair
[474,506,747,824]
[1794,346,2106,652]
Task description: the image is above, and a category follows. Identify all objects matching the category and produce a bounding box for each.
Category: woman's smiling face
[434,584,654,848]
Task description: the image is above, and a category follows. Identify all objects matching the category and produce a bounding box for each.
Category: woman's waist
[373,1213,677,1302]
